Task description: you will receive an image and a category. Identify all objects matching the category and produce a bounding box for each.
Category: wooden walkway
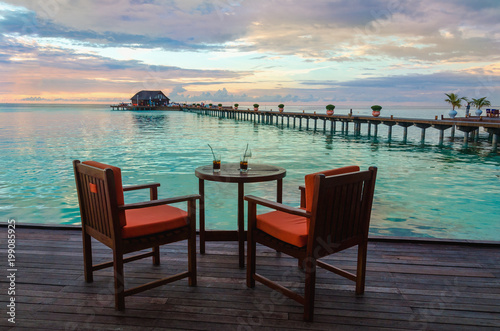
[1,227,499,330]
[184,107,500,148]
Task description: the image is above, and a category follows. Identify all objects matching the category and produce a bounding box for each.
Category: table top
[195,163,286,183]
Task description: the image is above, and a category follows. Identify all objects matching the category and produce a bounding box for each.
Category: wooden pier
[1,226,498,330]
[183,107,500,150]
[110,105,182,111]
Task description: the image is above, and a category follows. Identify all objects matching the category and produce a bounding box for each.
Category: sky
[0,0,499,106]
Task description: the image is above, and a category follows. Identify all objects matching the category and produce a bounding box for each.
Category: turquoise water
[1,103,499,241]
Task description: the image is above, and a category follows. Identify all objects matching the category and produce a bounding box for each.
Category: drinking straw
[244,143,249,158]
[208,144,216,160]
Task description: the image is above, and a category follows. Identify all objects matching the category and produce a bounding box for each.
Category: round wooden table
[195,163,286,267]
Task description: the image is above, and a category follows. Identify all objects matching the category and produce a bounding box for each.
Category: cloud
[0,0,251,48]
[20,96,47,101]
[298,70,500,103]
[2,0,500,62]
[1,1,499,105]
[0,6,205,50]
[167,86,320,103]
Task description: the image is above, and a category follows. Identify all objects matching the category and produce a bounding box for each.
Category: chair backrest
[308,167,377,257]
[304,166,360,212]
[73,160,124,243]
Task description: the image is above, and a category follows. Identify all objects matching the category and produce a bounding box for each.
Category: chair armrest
[120,194,200,210]
[123,183,161,200]
[123,183,160,191]
[244,195,310,218]
[299,185,306,208]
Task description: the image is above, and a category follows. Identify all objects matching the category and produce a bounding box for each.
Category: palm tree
[444,93,466,110]
[471,97,491,110]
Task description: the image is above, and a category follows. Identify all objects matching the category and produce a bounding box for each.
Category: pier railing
[182,107,500,150]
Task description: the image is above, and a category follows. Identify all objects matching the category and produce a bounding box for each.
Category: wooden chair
[245,166,377,321]
[73,160,199,310]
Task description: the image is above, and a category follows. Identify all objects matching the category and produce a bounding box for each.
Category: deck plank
[0,227,499,330]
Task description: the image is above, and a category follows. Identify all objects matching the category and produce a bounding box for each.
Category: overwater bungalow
[111,90,177,110]
[131,90,170,107]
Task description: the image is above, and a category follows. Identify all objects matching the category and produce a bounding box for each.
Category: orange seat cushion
[122,205,188,239]
[257,210,309,247]
[82,161,126,227]
[304,166,360,212]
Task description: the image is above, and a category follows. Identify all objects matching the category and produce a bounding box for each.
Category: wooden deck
[1,227,499,330]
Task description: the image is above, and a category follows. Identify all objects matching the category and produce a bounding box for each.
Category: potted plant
[253,103,259,111]
[444,93,465,118]
[371,105,382,117]
[234,103,239,110]
[471,97,490,116]
[278,104,284,113]
[325,104,335,115]
[209,103,213,108]
[218,103,223,110]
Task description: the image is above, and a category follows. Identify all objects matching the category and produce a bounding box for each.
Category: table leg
[238,182,245,268]
[277,178,283,203]
[199,178,205,254]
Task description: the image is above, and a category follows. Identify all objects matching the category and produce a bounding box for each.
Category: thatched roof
[130,90,169,101]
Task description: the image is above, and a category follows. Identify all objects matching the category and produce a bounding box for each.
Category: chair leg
[246,230,256,288]
[188,232,197,287]
[303,257,317,322]
[298,257,304,270]
[152,246,160,266]
[113,250,125,310]
[82,232,93,283]
[356,242,368,295]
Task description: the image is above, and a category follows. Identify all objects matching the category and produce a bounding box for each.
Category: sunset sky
[1,0,499,106]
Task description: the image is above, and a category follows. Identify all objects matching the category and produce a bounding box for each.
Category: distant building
[131,90,170,106]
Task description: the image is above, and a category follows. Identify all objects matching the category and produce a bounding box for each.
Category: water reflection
[131,113,166,129]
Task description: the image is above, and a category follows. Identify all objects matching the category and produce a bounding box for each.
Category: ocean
[0,103,498,241]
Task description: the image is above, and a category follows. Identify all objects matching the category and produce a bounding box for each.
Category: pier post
[367,123,371,137]
[396,122,413,142]
[314,118,317,132]
[388,125,392,141]
[323,119,326,133]
[457,124,480,148]
[451,125,455,139]
[287,116,290,128]
[432,124,452,146]
[415,123,431,144]
[306,118,310,130]
[299,117,302,130]
[354,121,363,135]
[330,120,334,134]
[345,121,349,134]
[493,134,498,152]
[293,116,296,129]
